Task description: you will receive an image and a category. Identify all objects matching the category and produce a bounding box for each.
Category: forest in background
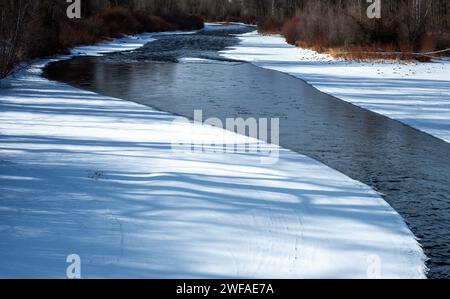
[254,0,450,60]
[1,0,450,78]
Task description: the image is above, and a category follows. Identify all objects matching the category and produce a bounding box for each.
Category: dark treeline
[1,0,207,78]
[250,0,450,59]
[133,0,450,57]
[1,0,450,78]
[131,0,450,55]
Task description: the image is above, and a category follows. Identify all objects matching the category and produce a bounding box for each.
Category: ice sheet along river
[44,24,450,278]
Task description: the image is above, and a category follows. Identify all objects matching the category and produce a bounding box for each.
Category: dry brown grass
[265,15,444,62]
[258,1,449,63]
[319,43,431,62]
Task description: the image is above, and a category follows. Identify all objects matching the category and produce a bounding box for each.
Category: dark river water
[44,24,450,278]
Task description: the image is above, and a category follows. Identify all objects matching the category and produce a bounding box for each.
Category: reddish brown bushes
[18,6,204,68]
[0,2,205,79]
[267,1,449,62]
[98,6,141,36]
[281,17,301,45]
[258,18,283,34]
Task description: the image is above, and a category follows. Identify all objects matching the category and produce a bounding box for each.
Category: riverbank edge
[220,31,450,146]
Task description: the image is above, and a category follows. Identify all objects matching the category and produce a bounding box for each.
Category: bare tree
[0,0,34,78]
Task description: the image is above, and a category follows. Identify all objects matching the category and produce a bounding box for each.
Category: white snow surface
[221,31,450,144]
[0,32,426,278]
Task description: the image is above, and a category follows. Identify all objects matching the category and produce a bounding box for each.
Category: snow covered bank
[221,31,450,144]
[0,32,425,278]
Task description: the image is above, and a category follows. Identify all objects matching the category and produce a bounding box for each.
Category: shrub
[281,17,301,45]
[98,6,140,36]
[22,8,204,60]
[161,15,205,31]
[258,18,283,34]
[264,1,448,62]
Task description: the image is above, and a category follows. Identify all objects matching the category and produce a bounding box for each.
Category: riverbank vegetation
[0,0,205,79]
[257,0,450,61]
[1,0,449,78]
[208,0,449,61]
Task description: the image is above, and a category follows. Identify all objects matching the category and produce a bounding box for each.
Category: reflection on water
[44,26,450,278]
